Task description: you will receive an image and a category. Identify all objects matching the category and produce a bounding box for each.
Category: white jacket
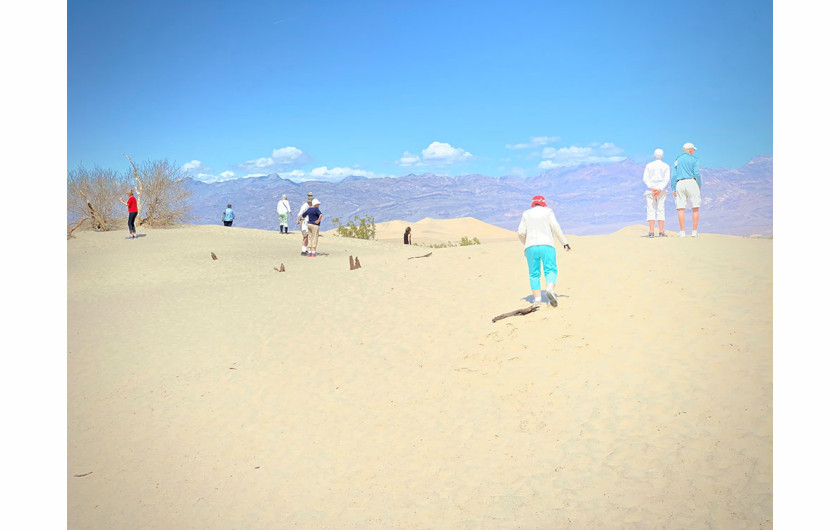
[517,206,568,249]
[643,159,670,194]
[277,199,291,215]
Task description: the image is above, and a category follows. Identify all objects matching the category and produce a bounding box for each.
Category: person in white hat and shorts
[670,143,702,237]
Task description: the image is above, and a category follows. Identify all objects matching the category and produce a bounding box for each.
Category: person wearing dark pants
[120,189,139,239]
[223,204,235,227]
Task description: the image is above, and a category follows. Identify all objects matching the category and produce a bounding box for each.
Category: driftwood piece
[408,252,433,259]
[67,218,86,239]
[492,306,539,323]
[211,252,218,260]
[274,263,285,272]
[79,190,106,231]
[349,255,355,270]
[354,257,361,269]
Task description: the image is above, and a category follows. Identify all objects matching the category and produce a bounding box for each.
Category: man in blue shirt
[670,143,702,237]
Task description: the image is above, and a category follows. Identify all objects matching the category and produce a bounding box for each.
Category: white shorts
[675,179,701,209]
[645,192,666,221]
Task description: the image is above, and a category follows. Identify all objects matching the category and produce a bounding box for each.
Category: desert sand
[67,219,772,529]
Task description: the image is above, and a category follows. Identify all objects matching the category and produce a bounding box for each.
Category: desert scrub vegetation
[423,236,481,248]
[331,215,376,240]
[68,156,193,236]
[67,165,124,232]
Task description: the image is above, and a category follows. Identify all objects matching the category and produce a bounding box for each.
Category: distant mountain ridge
[185,155,772,236]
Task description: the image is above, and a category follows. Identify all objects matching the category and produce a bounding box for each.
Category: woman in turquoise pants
[517,195,572,307]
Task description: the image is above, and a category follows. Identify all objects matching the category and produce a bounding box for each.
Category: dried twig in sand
[211,252,218,260]
[492,306,539,322]
[408,252,433,259]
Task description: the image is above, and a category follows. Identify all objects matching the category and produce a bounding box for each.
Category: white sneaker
[691,230,698,237]
[679,231,686,238]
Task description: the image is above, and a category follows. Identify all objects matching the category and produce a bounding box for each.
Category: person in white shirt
[642,148,671,237]
[276,194,292,234]
[517,195,571,308]
[296,193,315,255]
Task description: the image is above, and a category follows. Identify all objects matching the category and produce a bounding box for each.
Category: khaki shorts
[675,179,701,209]
[307,223,320,249]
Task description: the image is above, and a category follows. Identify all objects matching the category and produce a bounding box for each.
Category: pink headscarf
[531,195,547,207]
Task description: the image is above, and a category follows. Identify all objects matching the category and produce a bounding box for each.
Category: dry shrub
[130,159,193,227]
[67,158,194,232]
[67,165,123,231]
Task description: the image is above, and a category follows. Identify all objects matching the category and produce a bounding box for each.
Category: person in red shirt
[119,189,139,239]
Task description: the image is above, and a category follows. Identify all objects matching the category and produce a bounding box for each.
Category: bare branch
[123,153,143,219]
[67,218,86,239]
[79,189,107,231]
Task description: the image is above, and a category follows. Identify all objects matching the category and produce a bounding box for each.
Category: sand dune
[324,216,520,245]
[68,220,772,528]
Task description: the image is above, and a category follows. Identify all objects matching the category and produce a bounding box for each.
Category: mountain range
[185,155,773,237]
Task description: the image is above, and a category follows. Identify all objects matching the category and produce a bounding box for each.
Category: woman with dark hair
[119,189,139,239]
[404,226,412,245]
[517,195,571,307]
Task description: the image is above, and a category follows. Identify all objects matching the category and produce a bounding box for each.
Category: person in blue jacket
[670,143,702,237]
[222,204,235,227]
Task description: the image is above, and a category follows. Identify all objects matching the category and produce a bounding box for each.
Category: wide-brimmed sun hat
[312,199,321,206]
[531,195,547,207]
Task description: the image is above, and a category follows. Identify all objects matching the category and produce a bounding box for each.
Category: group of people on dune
[116,143,702,308]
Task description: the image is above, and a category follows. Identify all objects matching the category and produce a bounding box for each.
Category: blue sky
[65,0,773,183]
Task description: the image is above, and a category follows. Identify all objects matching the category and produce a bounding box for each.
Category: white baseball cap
[683,142,697,151]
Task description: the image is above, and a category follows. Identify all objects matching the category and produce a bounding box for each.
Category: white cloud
[310,166,376,182]
[244,157,275,169]
[539,143,626,168]
[395,141,474,167]
[397,151,421,166]
[271,146,306,165]
[506,136,561,149]
[181,160,205,172]
[240,146,309,172]
[194,170,237,183]
[422,141,474,164]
